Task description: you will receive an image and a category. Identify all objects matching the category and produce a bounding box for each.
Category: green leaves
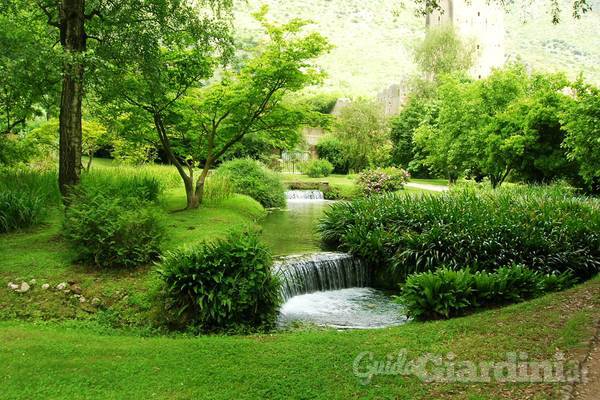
[157,230,281,332]
[400,265,578,320]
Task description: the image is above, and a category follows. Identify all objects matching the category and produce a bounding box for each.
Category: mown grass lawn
[1,277,598,400]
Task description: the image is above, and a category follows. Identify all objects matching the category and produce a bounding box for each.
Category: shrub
[356,167,410,196]
[0,169,59,233]
[319,185,600,281]
[400,266,577,320]
[301,159,334,178]
[157,231,281,332]
[316,136,349,174]
[213,158,285,208]
[64,194,165,268]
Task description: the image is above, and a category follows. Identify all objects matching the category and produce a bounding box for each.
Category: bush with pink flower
[356,167,410,196]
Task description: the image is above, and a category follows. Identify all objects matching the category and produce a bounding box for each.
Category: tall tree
[100,8,331,209]
[561,81,600,189]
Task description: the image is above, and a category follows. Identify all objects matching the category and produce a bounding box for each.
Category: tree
[414,74,481,182]
[414,25,476,82]
[2,0,233,198]
[561,81,600,188]
[334,98,391,172]
[101,8,331,209]
[0,11,60,165]
[29,118,110,171]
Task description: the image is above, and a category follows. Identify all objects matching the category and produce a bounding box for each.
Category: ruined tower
[426,0,506,79]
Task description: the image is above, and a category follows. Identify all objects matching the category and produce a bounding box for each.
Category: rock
[41,284,50,290]
[73,294,81,299]
[56,282,68,291]
[79,296,86,303]
[91,297,101,307]
[63,289,71,295]
[7,282,19,291]
[29,279,37,285]
[16,282,30,293]
[70,285,82,295]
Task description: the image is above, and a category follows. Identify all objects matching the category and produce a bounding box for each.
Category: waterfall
[286,190,325,201]
[274,252,369,301]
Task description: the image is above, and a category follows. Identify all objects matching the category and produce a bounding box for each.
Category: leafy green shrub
[301,159,334,178]
[157,231,281,332]
[319,185,600,280]
[213,158,285,208]
[356,167,410,196]
[80,170,163,202]
[400,266,577,320]
[64,194,165,268]
[0,169,59,233]
[316,136,349,174]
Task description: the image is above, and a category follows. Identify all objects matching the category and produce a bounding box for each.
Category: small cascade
[285,190,325,201]
[274,252,369,301]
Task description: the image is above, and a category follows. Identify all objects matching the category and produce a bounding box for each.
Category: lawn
[1,277,598,399]
[0,189,265,326]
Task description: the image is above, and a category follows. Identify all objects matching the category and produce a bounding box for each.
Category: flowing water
[261,190,407,329]
[273,252,369,301]
[279,288,408,329]
[260,193,330,256]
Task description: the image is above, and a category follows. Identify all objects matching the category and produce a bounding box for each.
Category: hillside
[233,0,600,96]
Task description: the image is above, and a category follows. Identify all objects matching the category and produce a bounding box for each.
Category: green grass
[0,185,266,326]
[0,277,598,399]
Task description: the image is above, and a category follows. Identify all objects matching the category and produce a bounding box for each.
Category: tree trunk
[192,163,212,209]
[86,150,93,171]
[58,0,86,199]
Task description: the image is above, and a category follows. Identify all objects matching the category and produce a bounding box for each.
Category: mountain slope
[233,0,600,96]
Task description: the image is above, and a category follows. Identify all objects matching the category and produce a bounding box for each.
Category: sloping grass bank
[0,191,265,326]
[0,277,598,400]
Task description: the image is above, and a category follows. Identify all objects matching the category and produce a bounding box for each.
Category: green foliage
[400,266,578,320]
[356,167,409,196]
[300,159,334,178]
[64,194,165,268]
[302,92,339,114]
[203,174,234,204]
[333,98,390,171]
[213,158,285,208]
[390,93,437,177]
[157,230,281,332]
[0,169,60,232]
[413,25,475,81]
[413,64,582,187]
[561,81,600,189]
[80,170,164,203]
[315,136,349,174]
[319,185,600,280]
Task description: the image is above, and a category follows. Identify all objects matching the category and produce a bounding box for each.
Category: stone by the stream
[71,285,82,295]
[41,284,50,290]
[16,282,30,293]
[56,282,68,291]
[91,297,101,307]
[7,282,19,291]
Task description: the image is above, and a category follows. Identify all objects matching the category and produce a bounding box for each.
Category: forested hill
[233,0,600,96]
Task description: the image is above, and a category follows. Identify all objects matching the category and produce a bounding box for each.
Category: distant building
[426,0,506,79]
[376,82,409,117]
